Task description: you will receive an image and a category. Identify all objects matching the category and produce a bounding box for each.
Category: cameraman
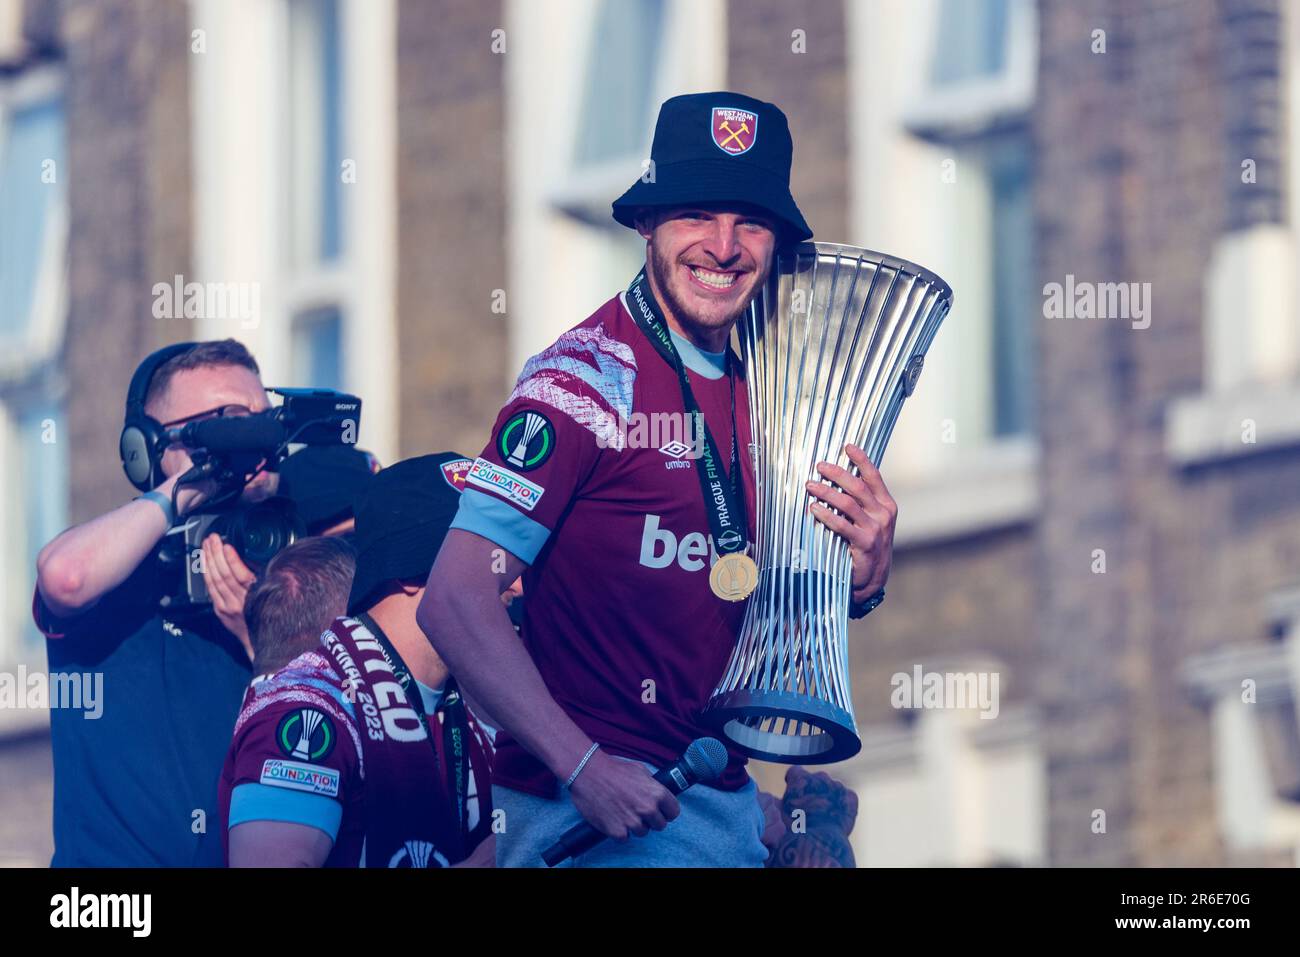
[34,339,278,867]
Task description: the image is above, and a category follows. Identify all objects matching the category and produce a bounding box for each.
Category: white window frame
[0,59,68,733]
[189,0,398,463]
[0,63,66,371]
[847,0,1039,548]
[547,0,700,225]
[1182,590,1300,863]
[1166,0,1300,467]
[902,0,1036,140]
[505,0,726,376]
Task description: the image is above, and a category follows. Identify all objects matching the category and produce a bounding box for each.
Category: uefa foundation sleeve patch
[259,759,341,797]
[465,458,544,511]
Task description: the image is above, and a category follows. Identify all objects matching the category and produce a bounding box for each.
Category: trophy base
[702,689,862,764]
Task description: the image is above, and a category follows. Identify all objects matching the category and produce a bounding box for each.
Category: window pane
[572,0,666,166]
[931,0,1010,87]
[0,98,65,340]
[291,305,344,390]
[988,134,1034,437]
[287,0,343,268]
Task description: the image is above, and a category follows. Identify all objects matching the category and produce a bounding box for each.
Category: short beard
[648,242,752,337]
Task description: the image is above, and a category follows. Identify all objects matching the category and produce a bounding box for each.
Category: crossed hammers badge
[712,108,758,155]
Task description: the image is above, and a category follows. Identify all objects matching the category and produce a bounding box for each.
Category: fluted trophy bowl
[703,243,954,763]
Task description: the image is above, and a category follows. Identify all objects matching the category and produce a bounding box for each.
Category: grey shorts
[493,761,769,868]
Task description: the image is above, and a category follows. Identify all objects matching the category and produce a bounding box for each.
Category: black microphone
[169,413,286,454]
[541,737,729,867]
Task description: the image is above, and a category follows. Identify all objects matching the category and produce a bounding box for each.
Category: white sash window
[848,0,1039,546]
[190,0,397,461]
[506,0,726,374]
[0,57,67,729]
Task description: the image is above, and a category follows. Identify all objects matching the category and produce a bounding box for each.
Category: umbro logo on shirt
[659,440,694,470]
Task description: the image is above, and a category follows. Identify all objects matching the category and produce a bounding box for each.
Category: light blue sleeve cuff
[228,782,343,840]
[450,488,552,565]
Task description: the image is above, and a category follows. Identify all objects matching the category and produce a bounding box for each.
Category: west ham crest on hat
[712,106,758,155]
[440,457,473,491]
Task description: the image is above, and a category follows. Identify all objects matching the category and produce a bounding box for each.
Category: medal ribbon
[626,269,749,559]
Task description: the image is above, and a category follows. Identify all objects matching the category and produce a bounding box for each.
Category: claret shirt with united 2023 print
[450,291,757,798]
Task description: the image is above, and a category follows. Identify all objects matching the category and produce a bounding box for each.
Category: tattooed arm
[764,766,859,868]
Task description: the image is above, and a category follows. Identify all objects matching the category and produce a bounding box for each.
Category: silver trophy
[703,243,954,763]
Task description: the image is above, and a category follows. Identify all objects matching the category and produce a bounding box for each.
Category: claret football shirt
[451,291,757,797]
[218,645,496,867]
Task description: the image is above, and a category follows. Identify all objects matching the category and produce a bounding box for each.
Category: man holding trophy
[420,92,902,867]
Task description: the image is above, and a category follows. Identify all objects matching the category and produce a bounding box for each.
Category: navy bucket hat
[611,91,813,244]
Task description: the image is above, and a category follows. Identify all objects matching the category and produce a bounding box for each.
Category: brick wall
[394,0,509,459]
[726,0,850,243]
[59,0,195,522]
[1035,0,1300,866]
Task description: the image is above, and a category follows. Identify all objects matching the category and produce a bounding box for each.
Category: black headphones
[119,342,198,491]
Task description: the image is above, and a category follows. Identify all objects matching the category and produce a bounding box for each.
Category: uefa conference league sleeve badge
[498,410,555,471]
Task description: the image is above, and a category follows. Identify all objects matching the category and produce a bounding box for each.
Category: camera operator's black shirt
[36,560,252,867]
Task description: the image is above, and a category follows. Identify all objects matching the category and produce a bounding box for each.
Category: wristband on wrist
[563,742,600,789]
[849,586,885,620]
[139,489,175,526]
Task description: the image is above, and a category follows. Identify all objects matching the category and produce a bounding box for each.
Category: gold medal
[710,553,759,601]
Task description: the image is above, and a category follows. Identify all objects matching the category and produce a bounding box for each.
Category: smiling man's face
[636,204,778,351]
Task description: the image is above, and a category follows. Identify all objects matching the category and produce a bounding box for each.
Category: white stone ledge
[1166,382,1300,467]
[890,437,1040,549]
[1182,640,1294,704]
